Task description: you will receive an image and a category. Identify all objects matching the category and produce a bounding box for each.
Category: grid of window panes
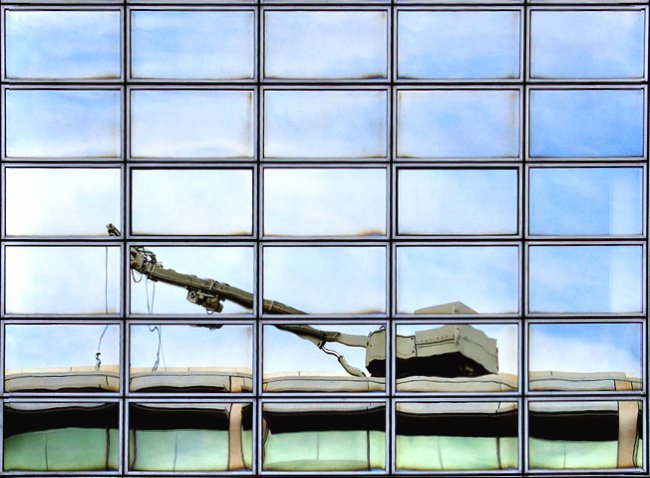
[0,0,647,475]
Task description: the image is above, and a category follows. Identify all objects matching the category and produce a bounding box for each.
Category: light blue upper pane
[528,245,643,314]
[264,90,388,158]
[397,90,520,159]
[5,89,122,159]
[398,169,518,235]
[130,89,254,159]
[529,89,645,158]
[530,10,646,80]
[131,10,255,80]
[264,10,388,80]
[529,167,644,236]
[396,246,520,314]
[397,10,520,80]
[5,10,121,80]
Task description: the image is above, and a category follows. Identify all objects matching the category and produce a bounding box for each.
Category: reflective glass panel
[529,89,645,158]
[397,89,520,159]
[264,10,388,80]
[528,245,643,314]
[528,401,643,469]
[5,168,121,236]
[5,10,121,80]
[529,323,642,391]
[263,323,386,392]
[129,324,253,392]
[529,167,644,236]
[262,402,386,472]
[397,168,518,235]
[130,89,254,159]
[129,403,253,471]
[395,324,518,393]
[5,245,121,315]
[396,246,520,315]
[530,10,646,80]
[129,245,254,316]
[5,324,120,392]
[5,89,121,159]
[131,10,255,80]
[263,246,387,315]
[397,10,521,80]
[4,402,119,471]
[263,168,386,237]
[263,90,388,159]
[396,402,518,471]
[131,168,253,236]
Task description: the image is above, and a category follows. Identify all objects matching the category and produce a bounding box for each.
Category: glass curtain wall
[0,0,647,475]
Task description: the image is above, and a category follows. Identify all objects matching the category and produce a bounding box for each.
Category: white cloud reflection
[263,246,386,314]
[529,323,641,377]
[6,89,121,158]
[5,168,121,236]
[131,10,254,80]
[397,246,520,314]
[263,90,388,158]
[264,168,386,237]
[5,246,121,315]
[398,10,520,80]
[131,169,252,235]
[397,89,520,159]
[398,169,518,235]
[528,245,643,314]
[531,10,645,80]
[130,89,254,158]
[5,10,121,80]
[264,11,387,80]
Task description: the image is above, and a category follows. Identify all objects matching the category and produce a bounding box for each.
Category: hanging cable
[148,325,162,372]
[104,246,109,314]
[144,279,156,315]
[95,324,110,371]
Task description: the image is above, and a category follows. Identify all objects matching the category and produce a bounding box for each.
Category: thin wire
[95,324,110,371]
[104,245,109,314]
[148,325,162,372]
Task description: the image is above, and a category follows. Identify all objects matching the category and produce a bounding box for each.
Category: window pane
[129,324,253,393]
[5,89,122,159]
[397,168,518,235]
[5,324,120,393]
[263,90,388,159]
[5,168,121,236]
[396,402,518,471]
[4,402,119,472]
[529,323,642,391]
[263,246,386,315]
[396,246,520,315]
[529,89,645,158]
[130,89,254,159]
[529,401,643,469]
[262,402,386,471]
[529,167,644,236]
[397,10,520,80]
[264,168,386,236]
[131,10,255,80]
[528,245,643,314]
[5,10,121,80]
[5,245,121,315]
[131,168,253,236]
[395,324,518,393]
[129,403,253,471]
[264,10,388,80]
[263,323,386,392]
[397,89,520,159]
[530,10,645,80]
[129,245,254,316]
